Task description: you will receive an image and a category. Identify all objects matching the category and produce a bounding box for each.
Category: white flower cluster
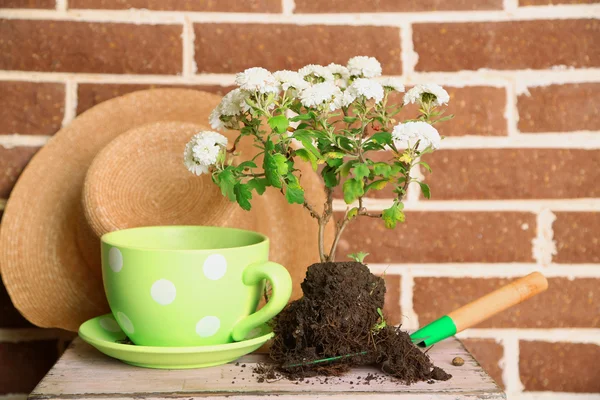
[300,82,343,111]
[184,131,228,176]
[208,57,449,130]
[392,121,441,150]
[403,83,449,106]
[342,78,384,106]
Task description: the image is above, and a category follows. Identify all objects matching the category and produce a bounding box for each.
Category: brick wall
[0,1,599,399]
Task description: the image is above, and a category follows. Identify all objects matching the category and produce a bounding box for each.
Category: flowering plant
[185,56,452,263]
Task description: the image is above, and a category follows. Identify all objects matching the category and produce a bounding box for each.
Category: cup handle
[231,261,292,342]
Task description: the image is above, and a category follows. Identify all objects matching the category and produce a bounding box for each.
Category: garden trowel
[410,272,548,347]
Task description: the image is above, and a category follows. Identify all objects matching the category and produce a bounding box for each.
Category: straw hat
[0,89,332,332]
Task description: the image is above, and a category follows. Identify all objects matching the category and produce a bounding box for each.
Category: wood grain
[30,337,505,399]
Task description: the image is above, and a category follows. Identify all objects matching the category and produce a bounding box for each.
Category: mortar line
[503,0,519,12]
[532,209,557,267]
[505,79,519,137]
[0,135,51,148]
[457,328,600,344]
[399,22,415,80]
[182,16,197,77]
[61,79,78,127]
[332,198,600,212]
[399,271,419,329]
[366,263,600,278]
[1,69,599,86]
[55,0,67,12]
[1,5,598,24]
[502,335,525,395]
[281,0,295,15]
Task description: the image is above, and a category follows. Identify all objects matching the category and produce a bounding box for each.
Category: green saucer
[78,314,274,369]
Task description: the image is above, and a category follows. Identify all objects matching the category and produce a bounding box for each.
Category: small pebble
[452,357,465,366]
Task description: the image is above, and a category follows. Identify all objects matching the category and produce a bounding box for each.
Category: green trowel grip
[410,315,457,347]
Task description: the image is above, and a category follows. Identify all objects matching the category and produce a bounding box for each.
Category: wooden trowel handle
[448,272,548,332]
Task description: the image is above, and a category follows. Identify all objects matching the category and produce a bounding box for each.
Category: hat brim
[0,89,332,331]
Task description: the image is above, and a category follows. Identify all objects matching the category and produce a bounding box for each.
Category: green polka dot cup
[101,226,292,347]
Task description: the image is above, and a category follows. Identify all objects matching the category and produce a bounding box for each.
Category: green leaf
[293,131,321,159]
[326,157,343,168]
[295,148,318,171]
[324,152,345,159]
[339,160,358,177]
[365,179,388,191]
[268,115,289,134]
[289,113,313,122]
[263,146,288,189]
[382,202,405,229]
[347,207,359,219]
[415,161,432,173]
[343,116,358,124]
[418,182,431,199]
[216,168,237,202]
[285,174,304,204]
[247,178,267,195]
[353,163,370,180]
[370,132,392,145]
[237,161,257,170]
[348,251,369,263]
[322,166,339,188]
[343,178,364,204]
[234,183,253,211]
[373,163,392,178]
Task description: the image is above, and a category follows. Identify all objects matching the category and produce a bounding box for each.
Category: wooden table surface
[31,337,505,399]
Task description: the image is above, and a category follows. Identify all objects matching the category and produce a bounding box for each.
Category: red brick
[381,274,401,326]
[336,211,536,263]
[413,20,599,71]
[0,146,41,198]
[0,340,59,394]
[294,0,502,12]
[520,0,598,4]
[69,0,281,11]
[0,20,182,74]
[194,24,401,74]
[0,81,64,135]
[553,212,600,264]
[462,339,504,389]
[423,149,600,200]
[518,83,600,133]
[414,278,599,328]
[76,83,234,115]
[0,0,54,7]
[0,281,34,328]
[520,341,600,392]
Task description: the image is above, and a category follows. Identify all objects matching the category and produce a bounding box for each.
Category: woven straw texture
[0,89,331,332]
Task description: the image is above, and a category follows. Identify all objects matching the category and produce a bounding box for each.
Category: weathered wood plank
[30,337,505,399]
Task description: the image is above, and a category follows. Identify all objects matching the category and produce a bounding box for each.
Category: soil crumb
[267,262,451,384]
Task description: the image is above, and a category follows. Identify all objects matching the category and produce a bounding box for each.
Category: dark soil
[268,261,451,384]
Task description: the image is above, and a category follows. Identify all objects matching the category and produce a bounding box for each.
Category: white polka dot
[151,279,176,305]
[99,316,121,332]
[203,254,227,280]
[108,247,123,272]
[116,311,134,334]
[195,316,220,337]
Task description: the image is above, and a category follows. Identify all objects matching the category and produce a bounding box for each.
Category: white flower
[273,70,309,91]
[392,121,441,150]
[298,64,334,82]
[209,89,250,130]
[380,78,405,92]
[184,131,228,176]
[347,56,382,78]
[327,63,350,88]
[299,81,343,111]
[403,83,449,106]
[235,67,279,94]
[342,78,384,106]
